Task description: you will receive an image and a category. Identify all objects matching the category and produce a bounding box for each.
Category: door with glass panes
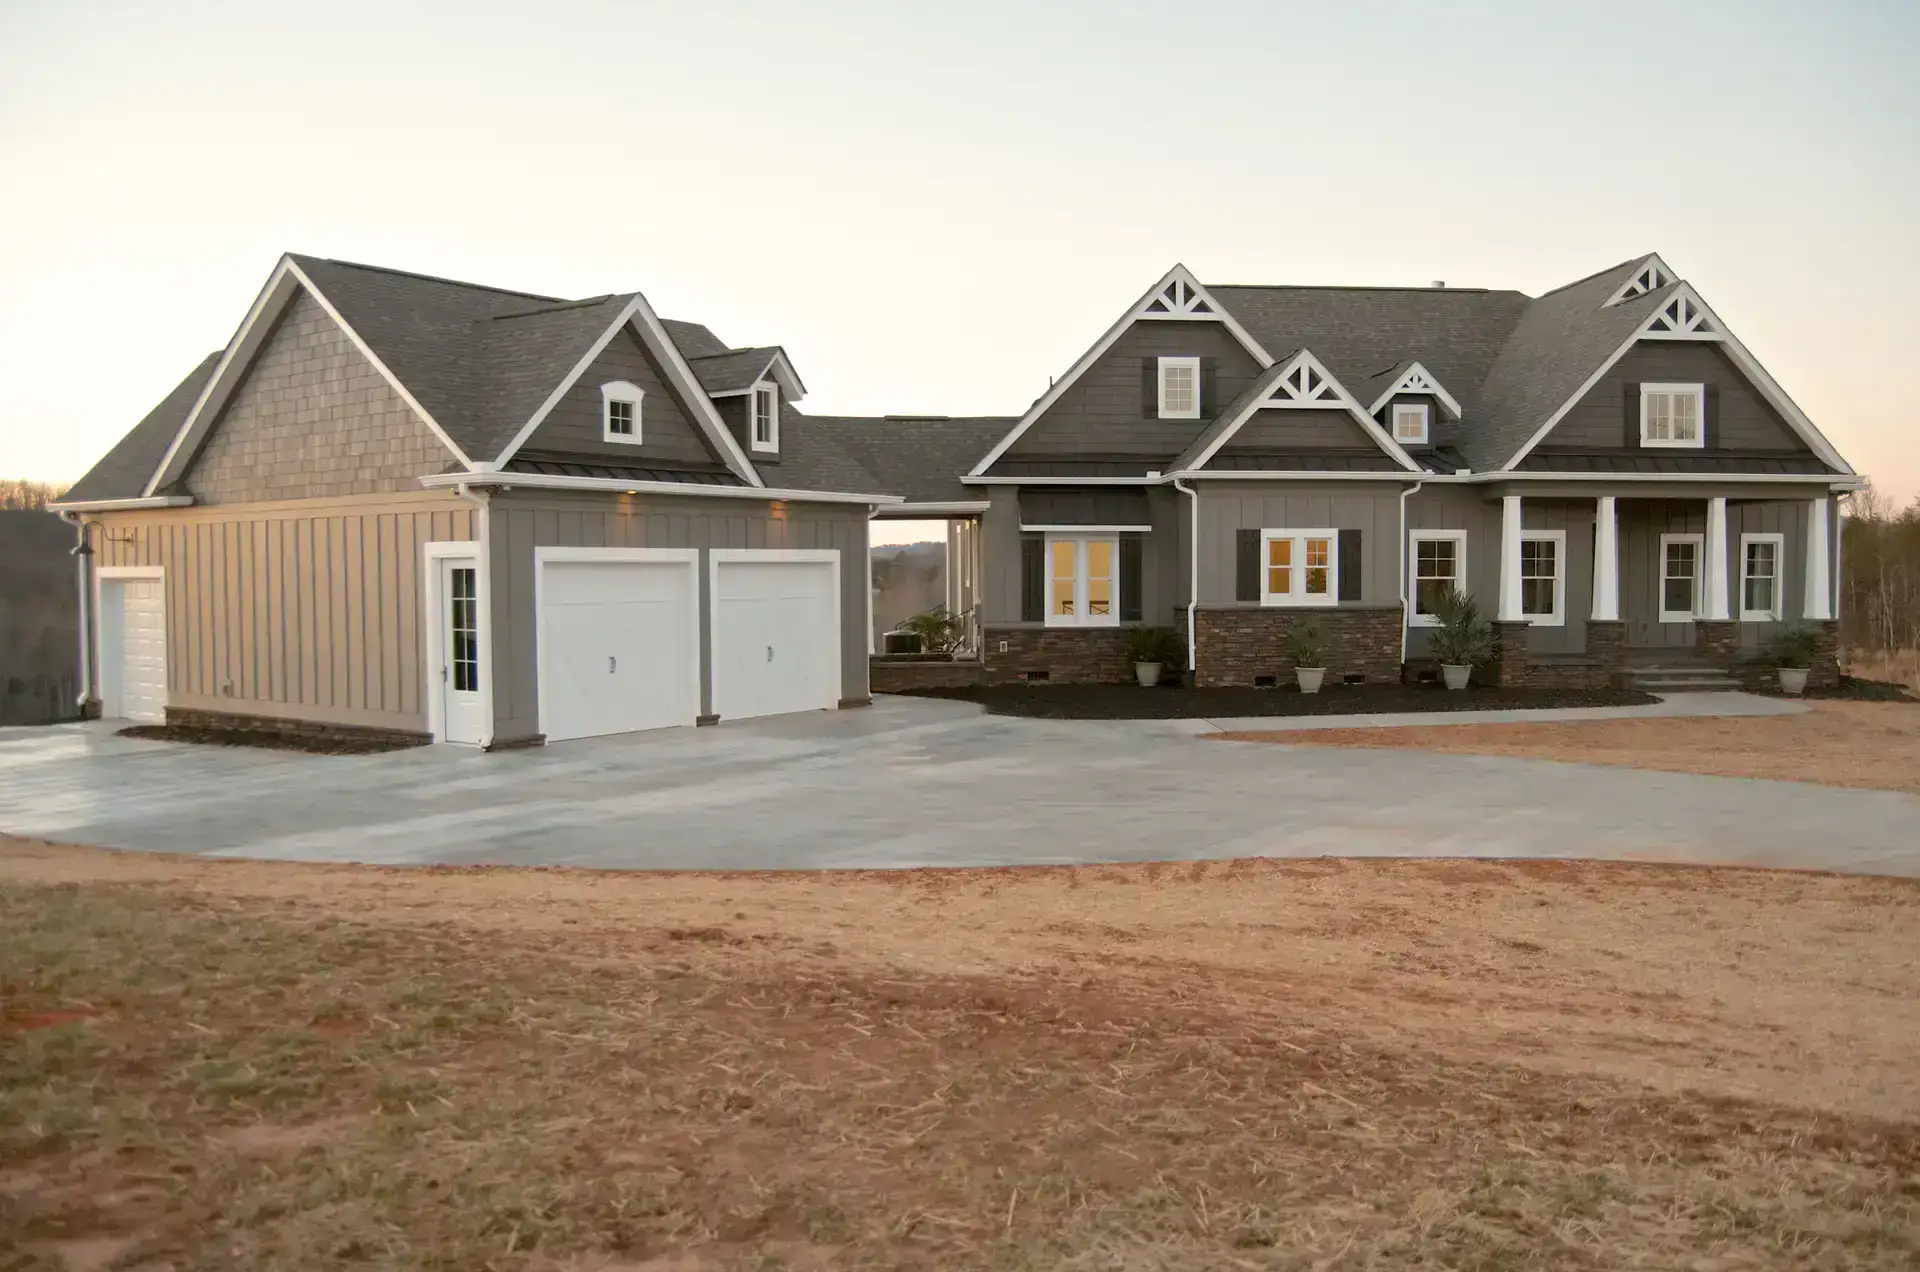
[438,558,486,744]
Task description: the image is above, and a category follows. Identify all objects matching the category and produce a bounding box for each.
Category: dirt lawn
[1217,699,1920,795]
[4,835,1919,1270]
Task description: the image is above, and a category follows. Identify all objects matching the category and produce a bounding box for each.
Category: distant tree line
[1842,483,1920,660]
[0,479,67,510]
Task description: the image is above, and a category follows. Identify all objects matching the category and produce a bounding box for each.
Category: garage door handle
[609,656,617,674]
[766,645,774,662]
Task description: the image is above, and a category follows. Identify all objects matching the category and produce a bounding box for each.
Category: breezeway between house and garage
[2,696,1915,878]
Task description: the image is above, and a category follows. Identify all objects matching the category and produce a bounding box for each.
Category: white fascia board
[1365,361,1464,418]
[1168,469,1432,483]
[1502,281,1854,475]
[1490,470,1861,488]
[965,263,1273,478]
[877,501,990,517]
[47,495,197,512]
[961,475,1156,486]
[1186,350,1422,473]
[1019,523,1154,533]
[419,471,900,505]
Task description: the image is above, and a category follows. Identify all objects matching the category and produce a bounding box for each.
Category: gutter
[1397,479,1425,665]
[1173,477,1198,675]
[60,513,94,712]
[46,495,195,513]
[451,482,496,750]
[421,471,902,507]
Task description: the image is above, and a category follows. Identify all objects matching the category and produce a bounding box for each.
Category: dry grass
[1216,699,1920,795]
[4,836,1920,1269]
[1848,648,1920,690]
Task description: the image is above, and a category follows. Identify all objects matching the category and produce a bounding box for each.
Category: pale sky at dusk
[3,0,1914,541]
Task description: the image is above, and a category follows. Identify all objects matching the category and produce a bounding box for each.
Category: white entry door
[100,573,166,723]
[711,553,840,722]
[437,558,487,745]
[538,553,699,742]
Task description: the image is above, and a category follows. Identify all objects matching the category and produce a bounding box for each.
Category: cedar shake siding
[1539,341,1814,457]
[517,327,726,467]
[185,290,453,505]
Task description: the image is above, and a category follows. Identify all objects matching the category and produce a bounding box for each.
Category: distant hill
[871,541,945,641]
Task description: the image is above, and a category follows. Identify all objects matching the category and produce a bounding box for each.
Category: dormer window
[1158,356,1200,419]
[751,383,779,452]
[1391,402,1430,445]
[601,381,643,444]
[1640,383,1704,448]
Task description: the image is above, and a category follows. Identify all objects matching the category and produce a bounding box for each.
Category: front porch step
[1625,665,1743,693]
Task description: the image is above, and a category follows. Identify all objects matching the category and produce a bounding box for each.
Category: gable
[1538,340,1813,456]
[1213,407,1382,455]
[519,326,729,468]
[1004,320,1262,459]
[184,289,455,505]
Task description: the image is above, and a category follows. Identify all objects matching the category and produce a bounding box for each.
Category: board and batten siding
[89,491,475,732]
[487,489,870,741]
[1194,481,1405,606]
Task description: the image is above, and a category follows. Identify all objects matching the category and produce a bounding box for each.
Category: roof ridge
[1207,283,1510,295]
[299,256,565,303]
[1534,255,1650,298]
[689,345,777,360]
[487,295,624,321]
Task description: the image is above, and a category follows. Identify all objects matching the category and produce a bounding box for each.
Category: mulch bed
[1806,675,1917,703]
[116,724,426,756]
[894,682,1659,720]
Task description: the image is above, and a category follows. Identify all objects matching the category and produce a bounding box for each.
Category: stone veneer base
[164,706,431,748]
[1193,607,1400,688]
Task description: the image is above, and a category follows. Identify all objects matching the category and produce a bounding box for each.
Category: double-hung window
[1046,536,1118,627]
[1261,530,1337,607]
[1518,531,1565,625]
[1641,383,1705,448]
[1740,532,1784,621]
[601,381,643,444]
[1660,533,1704,622]
[1391,402,1430,445]
[1408,530,1466,625]
[1158,356,1200,419]
[750,383,779,452]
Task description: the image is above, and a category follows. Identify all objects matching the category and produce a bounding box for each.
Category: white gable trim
[1603,254,1675,307]
[1186,350,1422,473]
[1366,361,1463,418]
[491,296,763,486]
[966,264,1272,477]
[142,257,475,496]
[1503,281,1852,474]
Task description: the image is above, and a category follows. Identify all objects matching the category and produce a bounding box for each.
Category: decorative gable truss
[1365,361,1463,418]
[1182,350,1422,473]
[967,263,1272,477]
[1641,288,1719,340]
[1603,255,1674,307]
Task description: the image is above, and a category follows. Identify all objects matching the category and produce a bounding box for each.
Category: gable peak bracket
[1641,286,1721,340]
[1604,255,1676,307]
[1139,274,1218,319]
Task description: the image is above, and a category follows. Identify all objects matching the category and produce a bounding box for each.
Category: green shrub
[1284,617,1328,668]
[1769,626,1822,670]
[1124,626,1183,666]
[1427,587,1494,666]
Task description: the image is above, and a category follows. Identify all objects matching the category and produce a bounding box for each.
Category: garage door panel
[711,558,839,722]
[539,559,697,742]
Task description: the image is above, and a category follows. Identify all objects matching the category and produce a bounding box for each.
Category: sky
[2,0,1914,546]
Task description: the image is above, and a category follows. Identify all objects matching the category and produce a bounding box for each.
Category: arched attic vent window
[601,381,643,444]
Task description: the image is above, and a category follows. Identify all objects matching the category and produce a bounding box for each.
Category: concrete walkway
[1190,690,1809,733]
[2,696,1915,877]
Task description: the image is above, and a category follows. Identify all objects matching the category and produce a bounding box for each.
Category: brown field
[1217,699,1920,795]
[1847,648,1920,690]
[4,835,1920,1269]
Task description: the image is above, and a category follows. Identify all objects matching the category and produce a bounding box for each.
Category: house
[853,254,1858,691]
[51,255,901,747]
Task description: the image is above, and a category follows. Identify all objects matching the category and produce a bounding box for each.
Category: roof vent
[1430,280,1446,289]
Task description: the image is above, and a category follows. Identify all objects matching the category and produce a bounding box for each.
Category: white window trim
[601,380,644,445]
[749,381,779,453]
[1044,534,1121,628]
[1639,382,1705,449]
[1390,402,1431,445]
[1517,529,1567,627]
[1659,532,1705,623]
[1157,356,1201,421]
[1739,531,1786,622]
[1407,530,1467,627]
[1260,528,1339,609]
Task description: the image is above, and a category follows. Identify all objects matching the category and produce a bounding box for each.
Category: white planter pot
[1441,664,1472,691]
[1135,661,1163,688]
[1295,667,1326,694]
[1778,666,1809,696]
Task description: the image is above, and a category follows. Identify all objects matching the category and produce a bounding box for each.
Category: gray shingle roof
[1168,360,1293,471]
[660,319,730,359]
[63,351,222,502]
[800,415,1014,502]
[687,347,779,396]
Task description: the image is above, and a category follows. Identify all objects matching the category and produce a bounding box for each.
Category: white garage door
[711,555,840,722]
[103,575,167,723]
[539,557,698,742]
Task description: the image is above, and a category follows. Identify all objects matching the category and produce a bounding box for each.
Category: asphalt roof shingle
[63,352,223,502]
[799,415,1014,503]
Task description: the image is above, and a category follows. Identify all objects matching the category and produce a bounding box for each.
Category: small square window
[601,381,643,444]
[1260,530,1339,607]
[1641,383,1704,448]
[606,400,634,436]
[1391,402,1430,444]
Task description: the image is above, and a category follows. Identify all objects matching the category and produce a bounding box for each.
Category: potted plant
[1769,627,1821,696]
[902,606,963,655]
[1427,587,1493,690]
[1284,618,1329,694]
[1124,626,1181,688]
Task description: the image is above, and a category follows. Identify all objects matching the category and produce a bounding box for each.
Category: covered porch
[869,506,988,692]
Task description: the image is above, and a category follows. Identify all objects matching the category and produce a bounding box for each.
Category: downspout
[63,513,95,715]
[1397,479,1425,665]
[453,481,496,749]
[866,504,879,658]
[1174,477,1198,677]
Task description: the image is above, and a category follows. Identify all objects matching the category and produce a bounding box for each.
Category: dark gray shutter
[1120,536,1143,622]
[1235,528,1259,602]
[1704,384,1721,449]
[1200,357,1217,418]
[1623,383,1641,448]
[1142,358,1158,419]
[1020,535,1043,621]
[1338,529,1363,602]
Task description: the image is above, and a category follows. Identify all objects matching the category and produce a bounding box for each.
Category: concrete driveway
[2,696,1916,876]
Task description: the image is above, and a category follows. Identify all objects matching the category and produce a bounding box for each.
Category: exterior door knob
[609,655,617,673]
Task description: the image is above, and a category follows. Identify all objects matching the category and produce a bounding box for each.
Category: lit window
[1158,356,1200,419]
[1519,532,1563,625]
[1391,403,1430,444]
[1661,534,1702,621]
[1046,537,1119,627]
[601,381,643,444]
[1261,530,1337,607]
[1641,383,1704,448]
[1409,531,1465,625]
[751,383,779,452]
[1741,533,1783,621]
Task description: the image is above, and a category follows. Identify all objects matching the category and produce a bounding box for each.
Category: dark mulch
[896,682,1660,720]
[116,724,426,756]
[1774,674,1918,704]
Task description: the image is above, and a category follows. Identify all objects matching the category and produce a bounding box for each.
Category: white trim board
[48,496,194,513]
[1602,254,1675,308]
[1183,350,1422,473]
[421,540,488,745]
[418,471,901,506]
[966,264,1273,477]
[1019,523,1152,533]
[876,501,990,517]
[533,546,703,742]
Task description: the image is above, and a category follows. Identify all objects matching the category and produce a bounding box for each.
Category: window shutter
[1236,528,1259,602]
[1021,535,1043,621]
[1623,383,1641,448]
[1200,357,1217,418]
[1142,359,1159,419]
[1338,529,1363,602]
[1120,536,1143,622]
[1704,384,1721,449]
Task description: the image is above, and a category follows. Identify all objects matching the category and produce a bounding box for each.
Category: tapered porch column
[1497,494,1524,622]
[1804,497,1833,620]
[1702,496,1731,621]
[1590,496,1620,621]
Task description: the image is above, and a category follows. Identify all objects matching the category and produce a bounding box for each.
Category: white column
[1498,494,1524,622]
[1703,496,1730,621]
[1804,496,1833,620]
[1591,495,1620,621]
